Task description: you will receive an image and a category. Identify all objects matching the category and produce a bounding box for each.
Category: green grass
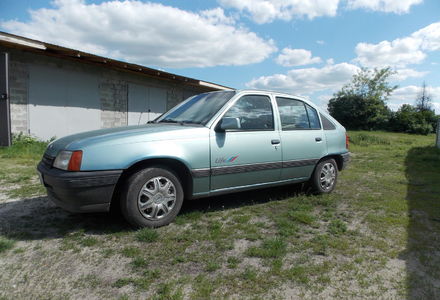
[289,210,316,225]
[136,228,159,243]
[0,134,48,198]
[226,256,241,269]
[0,237,15,253]
[246,238,287,259]
[328,219,347,235]
[205,260,221,272]
[121,246,141,258]
[1,131,440,299]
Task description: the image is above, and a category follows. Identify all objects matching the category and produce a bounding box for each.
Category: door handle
[271,139,280,145]
[315,137,322,142]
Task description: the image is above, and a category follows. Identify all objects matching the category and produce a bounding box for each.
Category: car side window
[222,95,274,130]
[276,97,320,130]
[320,113,336,130]
[305,104,321,129]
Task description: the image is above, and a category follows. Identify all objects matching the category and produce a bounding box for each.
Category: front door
[210,94,282,191]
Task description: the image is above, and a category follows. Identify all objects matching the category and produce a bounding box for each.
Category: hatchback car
[38,90,350,227]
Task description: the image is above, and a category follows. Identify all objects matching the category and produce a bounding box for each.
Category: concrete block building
[0,32,229,143]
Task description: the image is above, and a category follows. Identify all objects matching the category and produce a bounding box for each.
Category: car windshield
[156,91,236,125]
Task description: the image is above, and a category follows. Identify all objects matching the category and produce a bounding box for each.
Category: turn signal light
[68,150,83,171]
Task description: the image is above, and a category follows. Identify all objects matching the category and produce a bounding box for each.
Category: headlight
[53,150,83,171]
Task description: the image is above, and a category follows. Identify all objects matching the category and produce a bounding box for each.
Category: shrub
[0,133,48,159]
[389,104,435,135]
[0,237,15,253]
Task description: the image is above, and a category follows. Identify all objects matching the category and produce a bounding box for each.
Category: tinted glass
[223,95,274,130]
[320,113,336,130]
[157,91,235,125]
[276,97,310,129]
[305,104,321,129]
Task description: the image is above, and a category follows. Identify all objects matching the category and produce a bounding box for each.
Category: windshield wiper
[180,120,203,125]
[159,119,181,124]
[159,119,203,125]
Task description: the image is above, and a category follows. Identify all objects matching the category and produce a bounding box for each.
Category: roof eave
[0,31,232,91]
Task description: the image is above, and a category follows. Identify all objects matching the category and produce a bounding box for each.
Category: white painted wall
[28,64,100,140]
[27,65,173,140]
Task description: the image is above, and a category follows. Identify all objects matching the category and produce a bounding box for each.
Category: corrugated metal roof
[0,31,232,91]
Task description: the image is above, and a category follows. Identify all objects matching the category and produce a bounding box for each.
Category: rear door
[210,94,282,191]
[275,97,327,180]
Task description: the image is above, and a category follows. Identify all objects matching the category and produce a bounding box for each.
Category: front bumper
[37,162,123,213]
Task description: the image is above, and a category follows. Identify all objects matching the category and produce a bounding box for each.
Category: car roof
[234,89,312,104]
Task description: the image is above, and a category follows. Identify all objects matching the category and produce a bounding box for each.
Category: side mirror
[216,117,241,132]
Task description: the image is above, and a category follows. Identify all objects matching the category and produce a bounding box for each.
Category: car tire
[120,166,184,228]
[311,158,338,194]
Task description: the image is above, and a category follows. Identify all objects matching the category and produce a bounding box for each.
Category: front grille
[42,153,55,168]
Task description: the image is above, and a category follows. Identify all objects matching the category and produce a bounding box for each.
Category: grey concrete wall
[8,59,28,134]
[0,46,213,138]
[100,71,128,128]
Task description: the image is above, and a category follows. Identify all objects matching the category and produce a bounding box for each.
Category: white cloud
[388,101,440,114]
[432,102,440,114]
[316,40,325,45]
[354,21,440,68]
[390,85,440,102]
[412,22,440,51]
[275,48,322,67]
[389,85,440,113]
[219,0,423,24]
[387,102,410,112]
[390,68,427,82]
[1,0,276,68]
[246,62,360,94]
[219,0,340,24]
[347,0,422,14]
[355,37,425,68]
[316,94,333,111]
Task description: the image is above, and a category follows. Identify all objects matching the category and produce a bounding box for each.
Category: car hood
[45,124,208,157]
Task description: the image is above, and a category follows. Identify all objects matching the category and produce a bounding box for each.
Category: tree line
[327,68,438,135]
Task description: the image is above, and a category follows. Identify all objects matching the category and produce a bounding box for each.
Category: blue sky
[1,0,439,112]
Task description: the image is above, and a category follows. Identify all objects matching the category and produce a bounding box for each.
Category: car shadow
[0,183,305,241]
[180,182,304,214]
[404,146,440,299]
[0,196,130,240]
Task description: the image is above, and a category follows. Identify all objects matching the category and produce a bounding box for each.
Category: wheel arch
[317,154,343,171]
[110,157,194,212]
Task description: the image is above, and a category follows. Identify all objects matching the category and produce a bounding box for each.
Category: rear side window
[276,97,320,130]
[320,113,336,130]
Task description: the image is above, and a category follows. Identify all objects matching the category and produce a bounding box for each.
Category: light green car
[38,90,350,228]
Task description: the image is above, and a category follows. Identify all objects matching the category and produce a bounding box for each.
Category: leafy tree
[389,104,433,135]
[415,81,433,112]
[328,67,397,130]
[413,82,438,132]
